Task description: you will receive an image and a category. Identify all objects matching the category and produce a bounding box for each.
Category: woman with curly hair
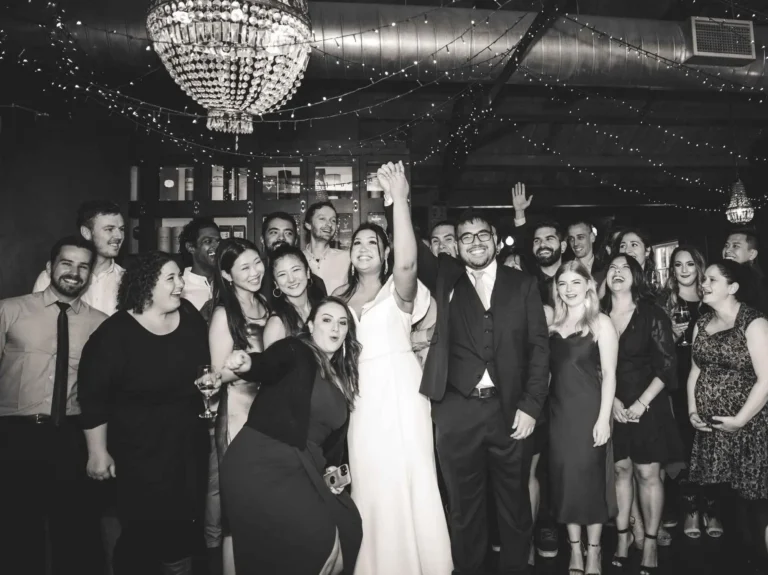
[78,251,210,575]
[220,297,364,574]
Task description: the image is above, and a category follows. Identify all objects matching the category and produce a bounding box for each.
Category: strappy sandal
[569,539,586,574]
[586,543,602,575]
[611,528,634,570]
[639,533,659,575]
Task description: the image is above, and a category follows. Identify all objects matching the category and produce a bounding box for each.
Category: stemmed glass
[673,304,692,347]
[196,365,221,419]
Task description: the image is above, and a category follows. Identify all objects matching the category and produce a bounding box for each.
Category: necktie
[471,271,489,310]
[52,302,70,426]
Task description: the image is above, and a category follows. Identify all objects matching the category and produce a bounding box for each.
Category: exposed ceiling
[2,0,768,210]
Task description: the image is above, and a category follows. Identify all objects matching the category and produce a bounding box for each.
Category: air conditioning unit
[685,16,756,66]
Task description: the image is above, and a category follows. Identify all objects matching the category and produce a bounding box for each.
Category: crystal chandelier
[146,0,312,134]
[725,179,755,224]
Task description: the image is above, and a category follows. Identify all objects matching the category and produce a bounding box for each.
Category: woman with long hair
[656,246,717,538]
[207,238,270,574]
[602,254,683,575]
[618,228,660,293]
[546,261,618,575]
[219,297,364,574]
[263,244,322,348]
[335,162,452,575]
[79,252,209,575]
[688,260,768,570]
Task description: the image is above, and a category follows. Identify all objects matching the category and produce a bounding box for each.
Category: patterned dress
[689,304,768,500]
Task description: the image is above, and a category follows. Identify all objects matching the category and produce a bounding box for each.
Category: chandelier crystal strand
[725,179,755,224]
[147,0,312,134]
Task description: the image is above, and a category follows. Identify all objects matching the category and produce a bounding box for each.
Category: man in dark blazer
[419,208,550,575]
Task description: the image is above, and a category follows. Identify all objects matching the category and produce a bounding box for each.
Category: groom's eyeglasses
[459,230,493,245]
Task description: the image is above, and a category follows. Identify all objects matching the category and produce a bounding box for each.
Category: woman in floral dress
[688,260,768,565]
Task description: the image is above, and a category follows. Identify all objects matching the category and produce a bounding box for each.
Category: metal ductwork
[50,2,768,91]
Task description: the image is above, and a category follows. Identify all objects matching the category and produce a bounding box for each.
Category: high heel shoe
[586,543,602,575]
[569,539,586,575]
[639,533,659,575]
[611,528,634,570]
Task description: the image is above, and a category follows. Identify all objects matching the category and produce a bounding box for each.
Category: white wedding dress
[349,277,453,575]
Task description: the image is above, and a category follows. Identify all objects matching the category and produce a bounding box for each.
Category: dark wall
[0,109,137,299]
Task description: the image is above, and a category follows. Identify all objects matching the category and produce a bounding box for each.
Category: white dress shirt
[450,259,497,389]
[181,267,213,311]
[32,260,124,317]
[304,246,351,296]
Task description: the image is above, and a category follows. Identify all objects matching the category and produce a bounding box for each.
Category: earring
[273,286,282,298]
[384,260,389,275]
[308,276,313,286]
[342,340,346,360]
[350,265,356,277]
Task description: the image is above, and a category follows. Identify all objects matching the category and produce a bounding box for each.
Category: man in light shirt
[303,201,350,295]
[33,201,125,317]
[2,236,107,575]
[179,218,221,312]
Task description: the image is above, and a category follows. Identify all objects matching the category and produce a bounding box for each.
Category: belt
[469,387,497,399]
[1,414,78,425]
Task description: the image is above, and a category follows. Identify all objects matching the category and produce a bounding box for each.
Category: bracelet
[637,399,649,411]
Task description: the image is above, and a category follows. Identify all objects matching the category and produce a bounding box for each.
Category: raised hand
[378,161,409,204]
[511,182,532,214]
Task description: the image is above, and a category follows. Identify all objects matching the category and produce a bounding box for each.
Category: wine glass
[196,365,220,419]
[673,304,692,347]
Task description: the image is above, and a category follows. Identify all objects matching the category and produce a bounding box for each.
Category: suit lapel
[491,267,519,351]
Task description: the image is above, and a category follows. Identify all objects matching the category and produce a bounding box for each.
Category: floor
[485,521,768,575]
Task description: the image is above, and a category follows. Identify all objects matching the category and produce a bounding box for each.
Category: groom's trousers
[434,390,535,575]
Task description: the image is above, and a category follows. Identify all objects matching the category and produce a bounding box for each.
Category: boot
[161,557,192,575]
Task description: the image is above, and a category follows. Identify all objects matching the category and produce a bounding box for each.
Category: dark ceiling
[2,0,768,211]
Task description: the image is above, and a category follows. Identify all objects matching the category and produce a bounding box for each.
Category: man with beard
[33,201,125,316]
[1,236,107,575]
[302,201,350,295]
[260,212,327,306]
[510,183,567,564]
[179,218,221,311]
[418,208,549,575]
[722,227,767,312]
[510,183,567,307]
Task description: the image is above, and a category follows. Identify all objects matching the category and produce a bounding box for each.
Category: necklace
[306,244,330,265]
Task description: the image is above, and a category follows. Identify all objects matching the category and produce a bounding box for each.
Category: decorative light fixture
[725,179,755,224]
[147,0,312,134]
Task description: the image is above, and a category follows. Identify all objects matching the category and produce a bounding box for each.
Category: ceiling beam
[438,0,567,198]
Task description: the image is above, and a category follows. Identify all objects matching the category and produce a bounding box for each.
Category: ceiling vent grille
[686,17,755,66]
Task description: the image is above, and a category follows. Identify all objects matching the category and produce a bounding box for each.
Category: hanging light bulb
[725,179,755,224]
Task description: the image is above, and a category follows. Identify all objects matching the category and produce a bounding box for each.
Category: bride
[334,161,452,575]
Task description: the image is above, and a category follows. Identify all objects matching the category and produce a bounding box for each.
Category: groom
[419,209,550,575]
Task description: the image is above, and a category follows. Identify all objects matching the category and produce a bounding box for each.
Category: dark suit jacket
[241,337,348,465]
[417,242,550,427]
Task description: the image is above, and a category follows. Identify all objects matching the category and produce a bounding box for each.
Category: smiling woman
[78,250,210,574]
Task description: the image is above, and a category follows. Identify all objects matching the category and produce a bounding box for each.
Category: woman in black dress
[602,254,683,575]
[219,296,363,574]
[688,260,768,567]
[79,251,210,575]
[546,261,618,575]
[657,246,718,538]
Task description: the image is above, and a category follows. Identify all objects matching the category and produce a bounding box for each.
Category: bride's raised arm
[378,161,417,312]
